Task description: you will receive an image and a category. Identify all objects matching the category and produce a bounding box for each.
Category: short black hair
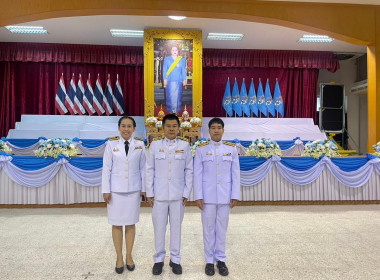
[208,117,224,129]
[163,113,180,126]
[118,116,136,128]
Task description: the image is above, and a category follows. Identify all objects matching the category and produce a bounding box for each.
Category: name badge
[113,148,120,152]
[159,149,165,153]
[206,152,213,156]
[223,153,231,156]
[135,146,143,150]
[175,150,184,154]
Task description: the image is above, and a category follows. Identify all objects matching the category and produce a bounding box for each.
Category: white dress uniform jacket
[102,136,146,194]
[193,140,240,204]
[146,137,193,200]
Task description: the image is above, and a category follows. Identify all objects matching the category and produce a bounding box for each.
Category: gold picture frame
[144,29,202,120]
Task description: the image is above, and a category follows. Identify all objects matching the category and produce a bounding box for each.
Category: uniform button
[168,178,171,181]
[216,154,219,157]
[217,163,219,166]
[217,182,220,184]
[169,169,172,172]
[169,152,172,155]
[125,177,128,179]
[217,172,220,175]
[169,161,172,164]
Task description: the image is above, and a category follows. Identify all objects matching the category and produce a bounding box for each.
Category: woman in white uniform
[102,116,146,274]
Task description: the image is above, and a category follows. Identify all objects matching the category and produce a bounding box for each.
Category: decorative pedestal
[146,126,163,145]
[182,127,200,144]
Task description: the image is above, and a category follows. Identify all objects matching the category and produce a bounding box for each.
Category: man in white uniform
[146,114,193,275]
[194,117,240,276]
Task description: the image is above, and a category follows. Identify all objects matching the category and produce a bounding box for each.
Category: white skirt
[107,191,141,226]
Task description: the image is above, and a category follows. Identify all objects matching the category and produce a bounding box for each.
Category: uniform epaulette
[134,136,144,142]
[109,136,120,141]
[177,136,189,142]
[223,141,235,147]
[198,141,210,148]
[153,136,162,141]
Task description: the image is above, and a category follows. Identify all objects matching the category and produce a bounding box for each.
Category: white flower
[245,138,282,159]
[34,138,78,159]
[181,121,192,128]
[190,117,201,124]
[302,139,341,159]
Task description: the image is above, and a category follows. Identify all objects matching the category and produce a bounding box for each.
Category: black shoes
[217,261,229,276]
[115,263,124,274]
[205,263,215,276]
[126,264,135,271]
[152,262,164,275]
[169,260,183,275]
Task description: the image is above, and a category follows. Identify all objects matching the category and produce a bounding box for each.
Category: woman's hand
[103,193,111,204]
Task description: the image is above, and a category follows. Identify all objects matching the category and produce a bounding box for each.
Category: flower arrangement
[190,117,202,127]
[146,116,158,127]
[155,121,162,128]
[0,140,12,154]
[245,138,282,159]
[34,138,78,159]
[302,139,341,159]
[372,141,380,157]
[190,138,208,157]
[180,121,192,129]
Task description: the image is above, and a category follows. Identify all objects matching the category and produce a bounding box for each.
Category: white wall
[317,59,367,154]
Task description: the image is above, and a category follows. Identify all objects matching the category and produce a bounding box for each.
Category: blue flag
[248,79,258,117]
[232,79,242,117]
[240,79,250,117]
[257,79,267,117]
[265,79,275,117]
[274,79,285,117]
[222,78,233,117]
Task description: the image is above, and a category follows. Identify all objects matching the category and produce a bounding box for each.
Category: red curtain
[0,43,339,137]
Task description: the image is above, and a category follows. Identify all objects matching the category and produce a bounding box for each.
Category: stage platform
[8,115,326,143]
[7,115,146,139]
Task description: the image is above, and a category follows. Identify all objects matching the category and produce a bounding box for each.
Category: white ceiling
[0,8,371,54]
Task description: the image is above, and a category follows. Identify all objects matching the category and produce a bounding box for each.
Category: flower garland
[190,138,208,157]
[302,139,341,159]
[245,138,282,159]
[372,141,380,157]
[0,140,12,154]
[34,138,78,159]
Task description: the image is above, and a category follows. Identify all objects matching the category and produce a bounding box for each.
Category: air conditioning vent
[350,80,367,94]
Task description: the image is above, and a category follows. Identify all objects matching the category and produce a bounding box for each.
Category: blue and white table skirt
[1,152,379,205]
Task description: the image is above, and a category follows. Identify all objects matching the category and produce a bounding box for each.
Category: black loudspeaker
[319,84,345,132]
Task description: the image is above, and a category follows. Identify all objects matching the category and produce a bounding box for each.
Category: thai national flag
[83,74,96,115]
[55,74,68,114]
[103,75,114,116]
[113,74,125,115]
[65,74,77,115]
[93,75,106,115]
[74,74,86,115]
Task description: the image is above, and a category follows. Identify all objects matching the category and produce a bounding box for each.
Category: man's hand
[147,197,154,207]
[230,199,238,208]
[182,197,188,206]
[141,192,147,202]
[103,193,111,204]
[196,199,204,210]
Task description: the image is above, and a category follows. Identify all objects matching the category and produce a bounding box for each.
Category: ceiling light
[298,34,334,43]
[5,25,48,34]
[110,29,144,38]
[168,16,187,21]
[207,33,244,41]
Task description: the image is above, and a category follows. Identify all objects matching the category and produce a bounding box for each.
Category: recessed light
[168,16,187,21]
[5,26,48,34]
[207,33,244,41]
[298,34,334,43]
[110,29,144,38]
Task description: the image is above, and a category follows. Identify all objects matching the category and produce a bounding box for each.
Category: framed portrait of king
[144,29,202,119]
